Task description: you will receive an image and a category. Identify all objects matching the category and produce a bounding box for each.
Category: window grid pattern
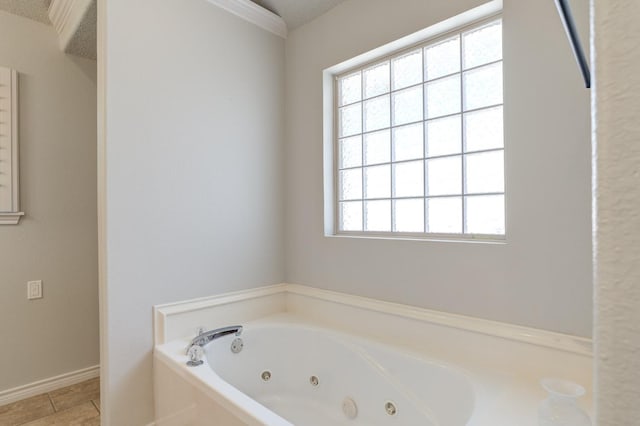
[336,19,504,237]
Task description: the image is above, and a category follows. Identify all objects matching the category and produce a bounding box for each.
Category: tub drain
[261,371,271,381]
[309,376,319,386]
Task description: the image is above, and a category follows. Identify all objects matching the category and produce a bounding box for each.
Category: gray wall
[101,0,285,424]
[0,11,99,391]
[284,0,592,337]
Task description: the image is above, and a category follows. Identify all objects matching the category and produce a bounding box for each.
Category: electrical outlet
[27,280,42,300]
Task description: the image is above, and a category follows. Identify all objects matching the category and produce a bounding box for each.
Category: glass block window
[336,19,504,238]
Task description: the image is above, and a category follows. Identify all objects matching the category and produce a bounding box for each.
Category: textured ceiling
[64,0,96,60]
[0,0,96,59]
[250,0,347,30]
[0,0,50,24]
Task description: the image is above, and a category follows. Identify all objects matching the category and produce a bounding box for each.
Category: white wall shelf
[0,66,23,224]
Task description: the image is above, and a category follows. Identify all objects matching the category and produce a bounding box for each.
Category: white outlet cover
[27,280,42,299]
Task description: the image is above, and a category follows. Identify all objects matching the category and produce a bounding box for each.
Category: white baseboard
[0,365,100,407]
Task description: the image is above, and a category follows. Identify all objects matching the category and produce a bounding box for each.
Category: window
[334,19,504,239]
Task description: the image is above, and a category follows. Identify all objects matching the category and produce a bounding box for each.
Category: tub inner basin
[205,322,475,425]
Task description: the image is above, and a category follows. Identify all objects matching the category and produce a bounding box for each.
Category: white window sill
[0,212,25,225]
[327,232,506,244]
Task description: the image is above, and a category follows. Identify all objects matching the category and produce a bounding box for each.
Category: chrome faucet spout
[186,325,243,354]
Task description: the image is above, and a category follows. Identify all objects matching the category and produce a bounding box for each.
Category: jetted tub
[154,320,475,425]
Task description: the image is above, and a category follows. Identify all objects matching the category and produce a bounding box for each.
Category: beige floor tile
[82,417,100,426]
[0,394,54,426]
[21,402,99,426]
[48,378,100,412]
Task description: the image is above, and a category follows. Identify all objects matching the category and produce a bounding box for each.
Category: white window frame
[0,66,23,225]
[322,2,504,242]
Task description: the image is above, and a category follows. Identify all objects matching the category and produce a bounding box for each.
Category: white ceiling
[250,0,347,30]
[0,0,50,24]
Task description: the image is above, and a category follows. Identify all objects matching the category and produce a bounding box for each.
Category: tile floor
[0,378,100,426]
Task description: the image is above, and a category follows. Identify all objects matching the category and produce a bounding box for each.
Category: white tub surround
[153,284,593,426]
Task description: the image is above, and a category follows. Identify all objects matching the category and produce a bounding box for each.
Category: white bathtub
[153,284,593,426]
[154,320,475,425]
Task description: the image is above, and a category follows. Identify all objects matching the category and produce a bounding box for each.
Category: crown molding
[206,0,287,39]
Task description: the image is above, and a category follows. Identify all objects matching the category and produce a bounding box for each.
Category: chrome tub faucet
[186,325,243,366]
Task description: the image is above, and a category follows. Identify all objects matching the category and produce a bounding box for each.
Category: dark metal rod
[554,0,591,88]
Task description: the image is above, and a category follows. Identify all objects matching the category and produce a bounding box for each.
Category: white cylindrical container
[538,378,591,426]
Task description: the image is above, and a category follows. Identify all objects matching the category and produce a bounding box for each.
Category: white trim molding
[154,283,592,356]
[206,0,287,39]
[96,0,108,421]
[0,365,100,407]
[0,66,23,224]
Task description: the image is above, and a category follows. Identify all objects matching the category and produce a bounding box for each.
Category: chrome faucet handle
[186,344,204,367]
